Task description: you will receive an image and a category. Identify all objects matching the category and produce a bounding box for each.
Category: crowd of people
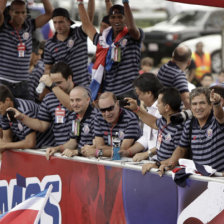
[0,0,224,177]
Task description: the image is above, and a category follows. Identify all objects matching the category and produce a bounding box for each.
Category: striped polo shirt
[28,60,45,102]
[93,28,144,96]
[38,92,73,146]
[0,16,35,82]
[70,105,96,148]
[157,61,189,94]
[179,113,224,172]
[44,27,90,86]
[94,108,141,146]
[156,117,184,161]
[1,98,55,148]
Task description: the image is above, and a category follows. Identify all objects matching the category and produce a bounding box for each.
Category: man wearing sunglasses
[81,92,141,158]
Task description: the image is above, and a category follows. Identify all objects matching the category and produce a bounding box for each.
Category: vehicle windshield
[169,11,205,26]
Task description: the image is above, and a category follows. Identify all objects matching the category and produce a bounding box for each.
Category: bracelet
[95,149,99,157]
[213,100,221,106]
[49,82,57,91]
[122,0,129,3]
[153,159,161,167]
[133,106,140,113]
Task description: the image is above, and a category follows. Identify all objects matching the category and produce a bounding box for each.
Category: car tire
[211,51,222,73]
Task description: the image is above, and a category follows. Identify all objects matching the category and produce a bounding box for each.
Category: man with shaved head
[157,44,191,109]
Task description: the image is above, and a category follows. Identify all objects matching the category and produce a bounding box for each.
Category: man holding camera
[0,85,54,152]
[160,87,224,174]
[125,87,184,174]
[81,92,141,158]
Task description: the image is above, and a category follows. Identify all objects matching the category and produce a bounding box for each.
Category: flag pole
[33,184,53,224]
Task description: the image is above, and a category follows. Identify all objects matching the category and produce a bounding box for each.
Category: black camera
[170,110,193,125]
[119,99,130,107]
[6,110,16,122]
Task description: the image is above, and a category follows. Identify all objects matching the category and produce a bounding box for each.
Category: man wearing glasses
[81,92,141,158]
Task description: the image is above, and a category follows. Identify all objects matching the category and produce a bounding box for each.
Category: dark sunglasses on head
[99,105,115,113]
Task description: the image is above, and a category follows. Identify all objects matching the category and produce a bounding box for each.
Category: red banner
[167,0,224,7]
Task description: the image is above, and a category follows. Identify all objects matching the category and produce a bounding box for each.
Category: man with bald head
[157,44,191,109]
[81,91,141,158]
[46,86,96,159]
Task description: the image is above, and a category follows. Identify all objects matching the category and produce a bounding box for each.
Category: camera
[119,99,130,107]
[170,109,193,125]
[6,110,16,122]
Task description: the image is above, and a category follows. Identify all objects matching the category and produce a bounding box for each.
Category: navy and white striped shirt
[156,117,184,161]
[44,27,90,86]
[157,61,189,94]
[1,98,55,148]
[94,108,141,145]
[70,105,96,148]
[38,92,73,146]
[179,113,224,172]
[0,16,35,82]
[28,60,45,102]
[93,28,144,96]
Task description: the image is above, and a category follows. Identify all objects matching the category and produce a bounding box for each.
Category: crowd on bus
[0,0,224,176]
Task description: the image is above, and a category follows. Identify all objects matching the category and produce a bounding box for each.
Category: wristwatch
[49,82,57,91]
[98,149,103,157]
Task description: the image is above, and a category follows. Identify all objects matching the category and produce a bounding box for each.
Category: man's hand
[7,107,24,121]
[40,74,53,87]
[210,89,221,104]
[46,147,58,160]
[124,97,138,112]
[81,145,96,157]
[133,152,147,162]
[142,163,158,175]
[61,149,78,157]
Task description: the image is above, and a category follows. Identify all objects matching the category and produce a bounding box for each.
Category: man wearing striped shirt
[78,0,143,98]
[157,44,191,109]
[163,87,224,173]
[81,92,141,158]
[12,62,75,146]
[0,0,53,99]
[45,86,96,160]
[125,87,184,175]
[0,85,55,151]
[44,1,95,86]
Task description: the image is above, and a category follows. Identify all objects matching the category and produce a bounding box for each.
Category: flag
[0,185,53,224]
[167,0,224,7]
[89,27,128,101]
[172,159,216,187]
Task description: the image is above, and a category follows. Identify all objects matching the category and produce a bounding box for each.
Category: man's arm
[125,98,158,130]
[181,92,190,109]
[44,64,52,75]
[0,131,36,150]
[87,0,95,23]
[123,1,140,40]
[35,0,53,28]
[0,0,7,26]
[210,90,224,124]
[78,0,97,42]
[105,0,113,14]
[8,108,50,132]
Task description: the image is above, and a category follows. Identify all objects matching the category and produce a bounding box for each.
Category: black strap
[188,118,194,159]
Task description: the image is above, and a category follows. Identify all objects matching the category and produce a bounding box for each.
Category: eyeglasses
[99,105,115,113]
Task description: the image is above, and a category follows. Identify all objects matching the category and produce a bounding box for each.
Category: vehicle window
[169,11,205,26]
[206,11,224,29]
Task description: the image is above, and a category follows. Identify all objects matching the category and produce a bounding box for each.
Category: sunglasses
[99,105,115,113]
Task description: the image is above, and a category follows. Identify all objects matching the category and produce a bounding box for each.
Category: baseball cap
[52,8,75,25]
[109,5,124,16]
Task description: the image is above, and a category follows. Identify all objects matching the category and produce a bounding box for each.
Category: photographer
[160,87,224,174]
[0,85,54,152]
[125,87,185,175]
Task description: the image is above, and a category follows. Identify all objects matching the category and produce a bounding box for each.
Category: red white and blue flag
[0,185,52,224]
[167,0,224,7]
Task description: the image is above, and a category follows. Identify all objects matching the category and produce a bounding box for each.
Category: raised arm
[125,98,158,130]
[123,0,140,40]
[87,0,95,23]
[105,0,113,14]
[35,0,53,28]
[77,0,97,41]
[210,89,224,124]
[0,0,7,26]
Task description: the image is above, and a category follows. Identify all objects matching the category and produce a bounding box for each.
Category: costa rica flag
[167,0,224,7]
